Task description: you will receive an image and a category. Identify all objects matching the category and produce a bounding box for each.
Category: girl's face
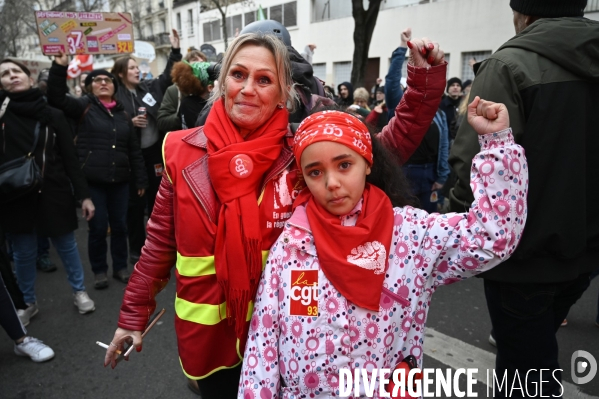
[301,141,371,216]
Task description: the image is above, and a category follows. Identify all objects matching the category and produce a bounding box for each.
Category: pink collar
[100,99,117,110]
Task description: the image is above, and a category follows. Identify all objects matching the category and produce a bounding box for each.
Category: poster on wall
[34,11,135,56]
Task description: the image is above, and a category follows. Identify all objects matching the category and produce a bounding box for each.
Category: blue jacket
[385,47,407,120]
[433,110,450,184]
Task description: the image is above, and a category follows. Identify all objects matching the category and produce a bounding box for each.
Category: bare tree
[0,0,37,57]
[350,0,383,88]
[200,0,252,50]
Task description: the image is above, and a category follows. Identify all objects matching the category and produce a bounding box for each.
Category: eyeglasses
[92,77,113,84]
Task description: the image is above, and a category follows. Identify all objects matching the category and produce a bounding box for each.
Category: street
[1,214,598,398]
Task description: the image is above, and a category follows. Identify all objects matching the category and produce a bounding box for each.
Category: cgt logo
[571,350,597,385]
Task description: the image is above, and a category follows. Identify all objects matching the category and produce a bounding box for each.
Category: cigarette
[96,341,122,355]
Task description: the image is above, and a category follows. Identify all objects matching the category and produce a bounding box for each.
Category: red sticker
[229,154,253,178]
[289,270,318,316]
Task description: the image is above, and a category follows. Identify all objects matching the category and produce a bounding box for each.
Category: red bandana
[204,98,289,342]
[293,110,393,311]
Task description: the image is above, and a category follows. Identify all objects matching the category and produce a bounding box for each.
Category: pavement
[1,214,598,398]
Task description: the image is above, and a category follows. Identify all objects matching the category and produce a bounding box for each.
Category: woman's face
[339,85,349,99]
[90,75,115,99]
[125,59,140,86]
[0,62,33,93]
[224,44,284,138]
[354,99,368,108]
[74,85,82,97]
[301,141,371,216]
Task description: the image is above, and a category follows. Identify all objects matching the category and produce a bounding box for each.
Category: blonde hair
[353,87,370,102]
[209,33,298,112]
[458,92,470,116]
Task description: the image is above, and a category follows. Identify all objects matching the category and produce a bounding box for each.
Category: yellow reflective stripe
[180,357,242,380]
[177,251,270,277]
[161,132,172,183]
[177,253,216,277]
[176,296,227,325]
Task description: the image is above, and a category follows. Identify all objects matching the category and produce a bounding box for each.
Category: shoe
[36,255,57,273]
[73,291,95,314]
[561,318,568,327]
[14,336,55,362]
[187,378,202,396]
[488,331,497,347]
[17,303,39,327]
[113,269,130,283]
[94,273,108,290]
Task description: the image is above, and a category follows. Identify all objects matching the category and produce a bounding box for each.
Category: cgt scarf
[293,110,394,311]
[205,98,289,341]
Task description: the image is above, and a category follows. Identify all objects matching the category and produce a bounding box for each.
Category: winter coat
[385,47,408,120]
[47,63,148,189]
[449,17,599,283]
[115,62,448,379]
[157,84,181,134]
[0,90,90,236]
[239,129,528,398]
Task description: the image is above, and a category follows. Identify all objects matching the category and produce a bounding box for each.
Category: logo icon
[571,350,597,385]
[229,154,253,179]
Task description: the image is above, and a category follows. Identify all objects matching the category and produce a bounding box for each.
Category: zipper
[81,150,92,169]
[41,126,48,178]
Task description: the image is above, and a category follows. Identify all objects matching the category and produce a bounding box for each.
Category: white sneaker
[17,303,39,327]
[73,291,95,314]
[14,336,55,362]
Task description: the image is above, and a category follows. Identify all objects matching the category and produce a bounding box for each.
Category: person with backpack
[47,56,147,290]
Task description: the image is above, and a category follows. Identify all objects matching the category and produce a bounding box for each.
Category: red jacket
[117,62,447,379]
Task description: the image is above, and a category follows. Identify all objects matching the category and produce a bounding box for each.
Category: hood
[497,17,599,81]
[337,81,354,103]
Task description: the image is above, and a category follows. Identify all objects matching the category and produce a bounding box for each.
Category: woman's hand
[467,96,510,135]
[132,115,148,128]
[81,198,95,221]
[54,52,69,67]
[407,37,445,68]
[104,328,143,369]
[138,188,145,197]
[170,29,180,49]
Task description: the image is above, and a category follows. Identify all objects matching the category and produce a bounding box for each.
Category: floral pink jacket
[239,129,528,398]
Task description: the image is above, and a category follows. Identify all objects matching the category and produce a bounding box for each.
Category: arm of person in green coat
[448,57,526,213]
[157,84,182,134]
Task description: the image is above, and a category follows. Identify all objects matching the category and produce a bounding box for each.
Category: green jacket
[157,84,181,135]
[449,17,599,283]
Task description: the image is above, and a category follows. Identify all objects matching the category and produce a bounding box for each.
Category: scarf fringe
[244,237,262,284]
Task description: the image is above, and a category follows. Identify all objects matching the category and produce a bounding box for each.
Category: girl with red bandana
[239,98,528,398]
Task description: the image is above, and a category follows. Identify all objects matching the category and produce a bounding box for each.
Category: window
[312,63,326,81]
[333,61,352,87]
[244,11,255,26]
[203,19,221,42]
[313,0,352,22]
[160,18,166,33]
[176,12,181,32]
[226,14,243,38]
[461,51,491,81]
[188,9,194,35]
[269,2,297,27]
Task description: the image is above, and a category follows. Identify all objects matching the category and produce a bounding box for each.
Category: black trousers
[0,231,26,310]
[484,273,591,398]
[127,140,163,256]
[195,364,242,399]
[0,272,27,341]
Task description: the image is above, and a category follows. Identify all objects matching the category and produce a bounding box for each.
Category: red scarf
[205,98,289,340]
[294,184,394,311]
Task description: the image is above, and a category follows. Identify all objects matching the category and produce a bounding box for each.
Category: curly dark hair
[306,103,416,208]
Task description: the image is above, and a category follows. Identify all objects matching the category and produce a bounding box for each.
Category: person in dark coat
[47,55,148,289]
[112,30,182,265]
[0,59,96,320]
[335,81,354,108]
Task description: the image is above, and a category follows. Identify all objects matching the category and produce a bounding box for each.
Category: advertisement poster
[34,11,134,56]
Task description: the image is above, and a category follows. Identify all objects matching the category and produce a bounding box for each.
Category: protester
[239,99,527,397]
[353,87,370,111]
[439,77,462,139]
[157,50,207,135]
[300,43,317,64]
[112,29,182,266]
[0,59,96,319]
[47,56,148,289]
[172,61,214,129]
[323,85,335,100]
[73,85,82,97]
[104,32,447,399]
[79,72,88,94]
[448,1,599,396]
[462,79,472,97]
[335,81,354,108]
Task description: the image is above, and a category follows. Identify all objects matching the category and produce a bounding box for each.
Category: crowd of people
[0,0,598,397]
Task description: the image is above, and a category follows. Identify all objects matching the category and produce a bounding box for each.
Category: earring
[277,103,284,109]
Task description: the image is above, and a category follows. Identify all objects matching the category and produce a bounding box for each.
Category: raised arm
[47,55,89,119]
[149,29,182,97]
[385,28,411,119]
[378,37,446,162]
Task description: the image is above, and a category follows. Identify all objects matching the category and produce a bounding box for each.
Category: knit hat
[85,69,118,92]
[183,60,214,86]
[462,79,472,90]
[509,0,587,17]
[376,86,385,94]
[446,77,462,92]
